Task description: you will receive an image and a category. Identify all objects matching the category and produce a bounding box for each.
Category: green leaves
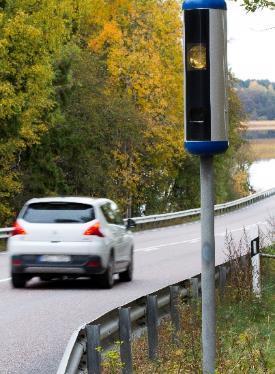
[0,1,79,223]
[235,0,275,12]
[0,0,251,223]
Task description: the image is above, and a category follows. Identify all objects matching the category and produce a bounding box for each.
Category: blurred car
[7,197,136,289]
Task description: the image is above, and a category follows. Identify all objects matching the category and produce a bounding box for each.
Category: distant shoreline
[248,138,275,160]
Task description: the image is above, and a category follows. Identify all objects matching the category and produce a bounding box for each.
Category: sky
[227,1,275,82]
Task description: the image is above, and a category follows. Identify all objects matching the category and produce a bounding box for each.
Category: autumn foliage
[0,0,249,224]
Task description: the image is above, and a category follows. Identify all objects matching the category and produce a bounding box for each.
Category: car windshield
[22,202,95,223]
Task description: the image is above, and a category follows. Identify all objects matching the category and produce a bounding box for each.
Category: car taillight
[12,221,26,236]
[12,258,22,266]
[84,221,104,237]
[86,260,101,267]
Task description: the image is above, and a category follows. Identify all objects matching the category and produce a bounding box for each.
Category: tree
[0,0,92,223]
[1,0,251,222]
[88,0,186,214]
[234,0,275,11]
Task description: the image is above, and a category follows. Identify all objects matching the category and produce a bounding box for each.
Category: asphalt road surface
[0,196,274,374]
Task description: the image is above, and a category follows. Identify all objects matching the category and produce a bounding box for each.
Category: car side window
[110,202,124,225]
[101,203,116,224]
[101,202,124,225]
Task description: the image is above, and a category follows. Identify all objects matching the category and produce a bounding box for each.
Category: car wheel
[11,273,27,289]
[119,249,133,282]
[100,256,114,289]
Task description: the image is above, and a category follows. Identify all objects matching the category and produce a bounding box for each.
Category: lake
[249,159,275,192]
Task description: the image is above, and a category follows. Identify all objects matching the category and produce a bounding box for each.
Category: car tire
[11,273,27,289]
[100,256,114,289]
[119,249,133,282]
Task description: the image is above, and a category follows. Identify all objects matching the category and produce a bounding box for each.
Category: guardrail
[57,268,222,374]
[0,228,13,239]
[1,188,275,241]
[131,187,275,227]
[58,237,274,374]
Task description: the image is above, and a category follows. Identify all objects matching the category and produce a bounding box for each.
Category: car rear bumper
[8,239,110,268]
[11,254,105,276]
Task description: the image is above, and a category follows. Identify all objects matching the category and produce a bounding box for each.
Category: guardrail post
[119,308,133,374]
[170,286,180,343]
[190,278,199,300]
[251,237,261,297]
[240,254,248,268]
[219,266,226,299]
[86,324,101,374]
[147,295,158,360]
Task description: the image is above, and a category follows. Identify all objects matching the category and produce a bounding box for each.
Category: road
[0,196,274,374]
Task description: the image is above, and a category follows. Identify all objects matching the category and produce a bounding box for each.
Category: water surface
[249,159,275,192]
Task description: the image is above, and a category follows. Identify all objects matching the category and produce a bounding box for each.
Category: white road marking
[135,238,200,252]
[135,222,266,253]
[189,238,200,243]
[0,278,11,283]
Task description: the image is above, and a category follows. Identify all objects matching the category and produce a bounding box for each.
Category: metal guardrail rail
[1,188,275,240]
[131,187,275,226]
[0,228,13,239]
[57,267,223,374]
[58,237,275,374]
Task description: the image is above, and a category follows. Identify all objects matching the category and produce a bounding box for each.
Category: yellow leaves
[19,122,48,144]
[86,0,185,211]
[88,0,183,118]
[0,82,21,119]
[111,148,142,190]
[174,348,184,357]
[89,21,122,52]
[232,169,248,197]
[4,11,42,44]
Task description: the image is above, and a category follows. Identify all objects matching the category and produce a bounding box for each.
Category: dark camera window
[189,108,206,124]
[22,202,95,223]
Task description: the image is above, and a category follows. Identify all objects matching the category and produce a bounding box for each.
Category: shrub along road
[0,196,274,373]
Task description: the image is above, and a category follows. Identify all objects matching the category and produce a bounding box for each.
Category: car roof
[25,197,111,206]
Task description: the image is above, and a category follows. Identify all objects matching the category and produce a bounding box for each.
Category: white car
[8,197,135,289]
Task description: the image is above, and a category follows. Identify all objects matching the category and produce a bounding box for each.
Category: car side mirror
[126,218,136,230]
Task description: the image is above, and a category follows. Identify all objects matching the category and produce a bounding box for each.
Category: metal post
[252,254,261,297]
[146,295,158,360]
[170,286,180,343]
[86,324,101,374]
[119,308,133,374]
[251,237,261,297]
[219,265,227,299]
[200,155,216,373]
[190,278,199,299]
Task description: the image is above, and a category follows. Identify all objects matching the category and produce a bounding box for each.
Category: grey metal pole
[119,307,133,374]
[170,285,180,344]
[86,324,101,374]
[200,155,216,373]
[147,295,158,360]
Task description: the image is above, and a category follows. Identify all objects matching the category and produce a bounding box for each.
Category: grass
[263,245,275,256]
[130,264,274,373]
[101,242,275,373]
[248,138,275,160]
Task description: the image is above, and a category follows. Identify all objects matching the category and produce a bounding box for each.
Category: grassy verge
[102,249,275,373]
[248,138,275,160]
[263,245,275,256]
